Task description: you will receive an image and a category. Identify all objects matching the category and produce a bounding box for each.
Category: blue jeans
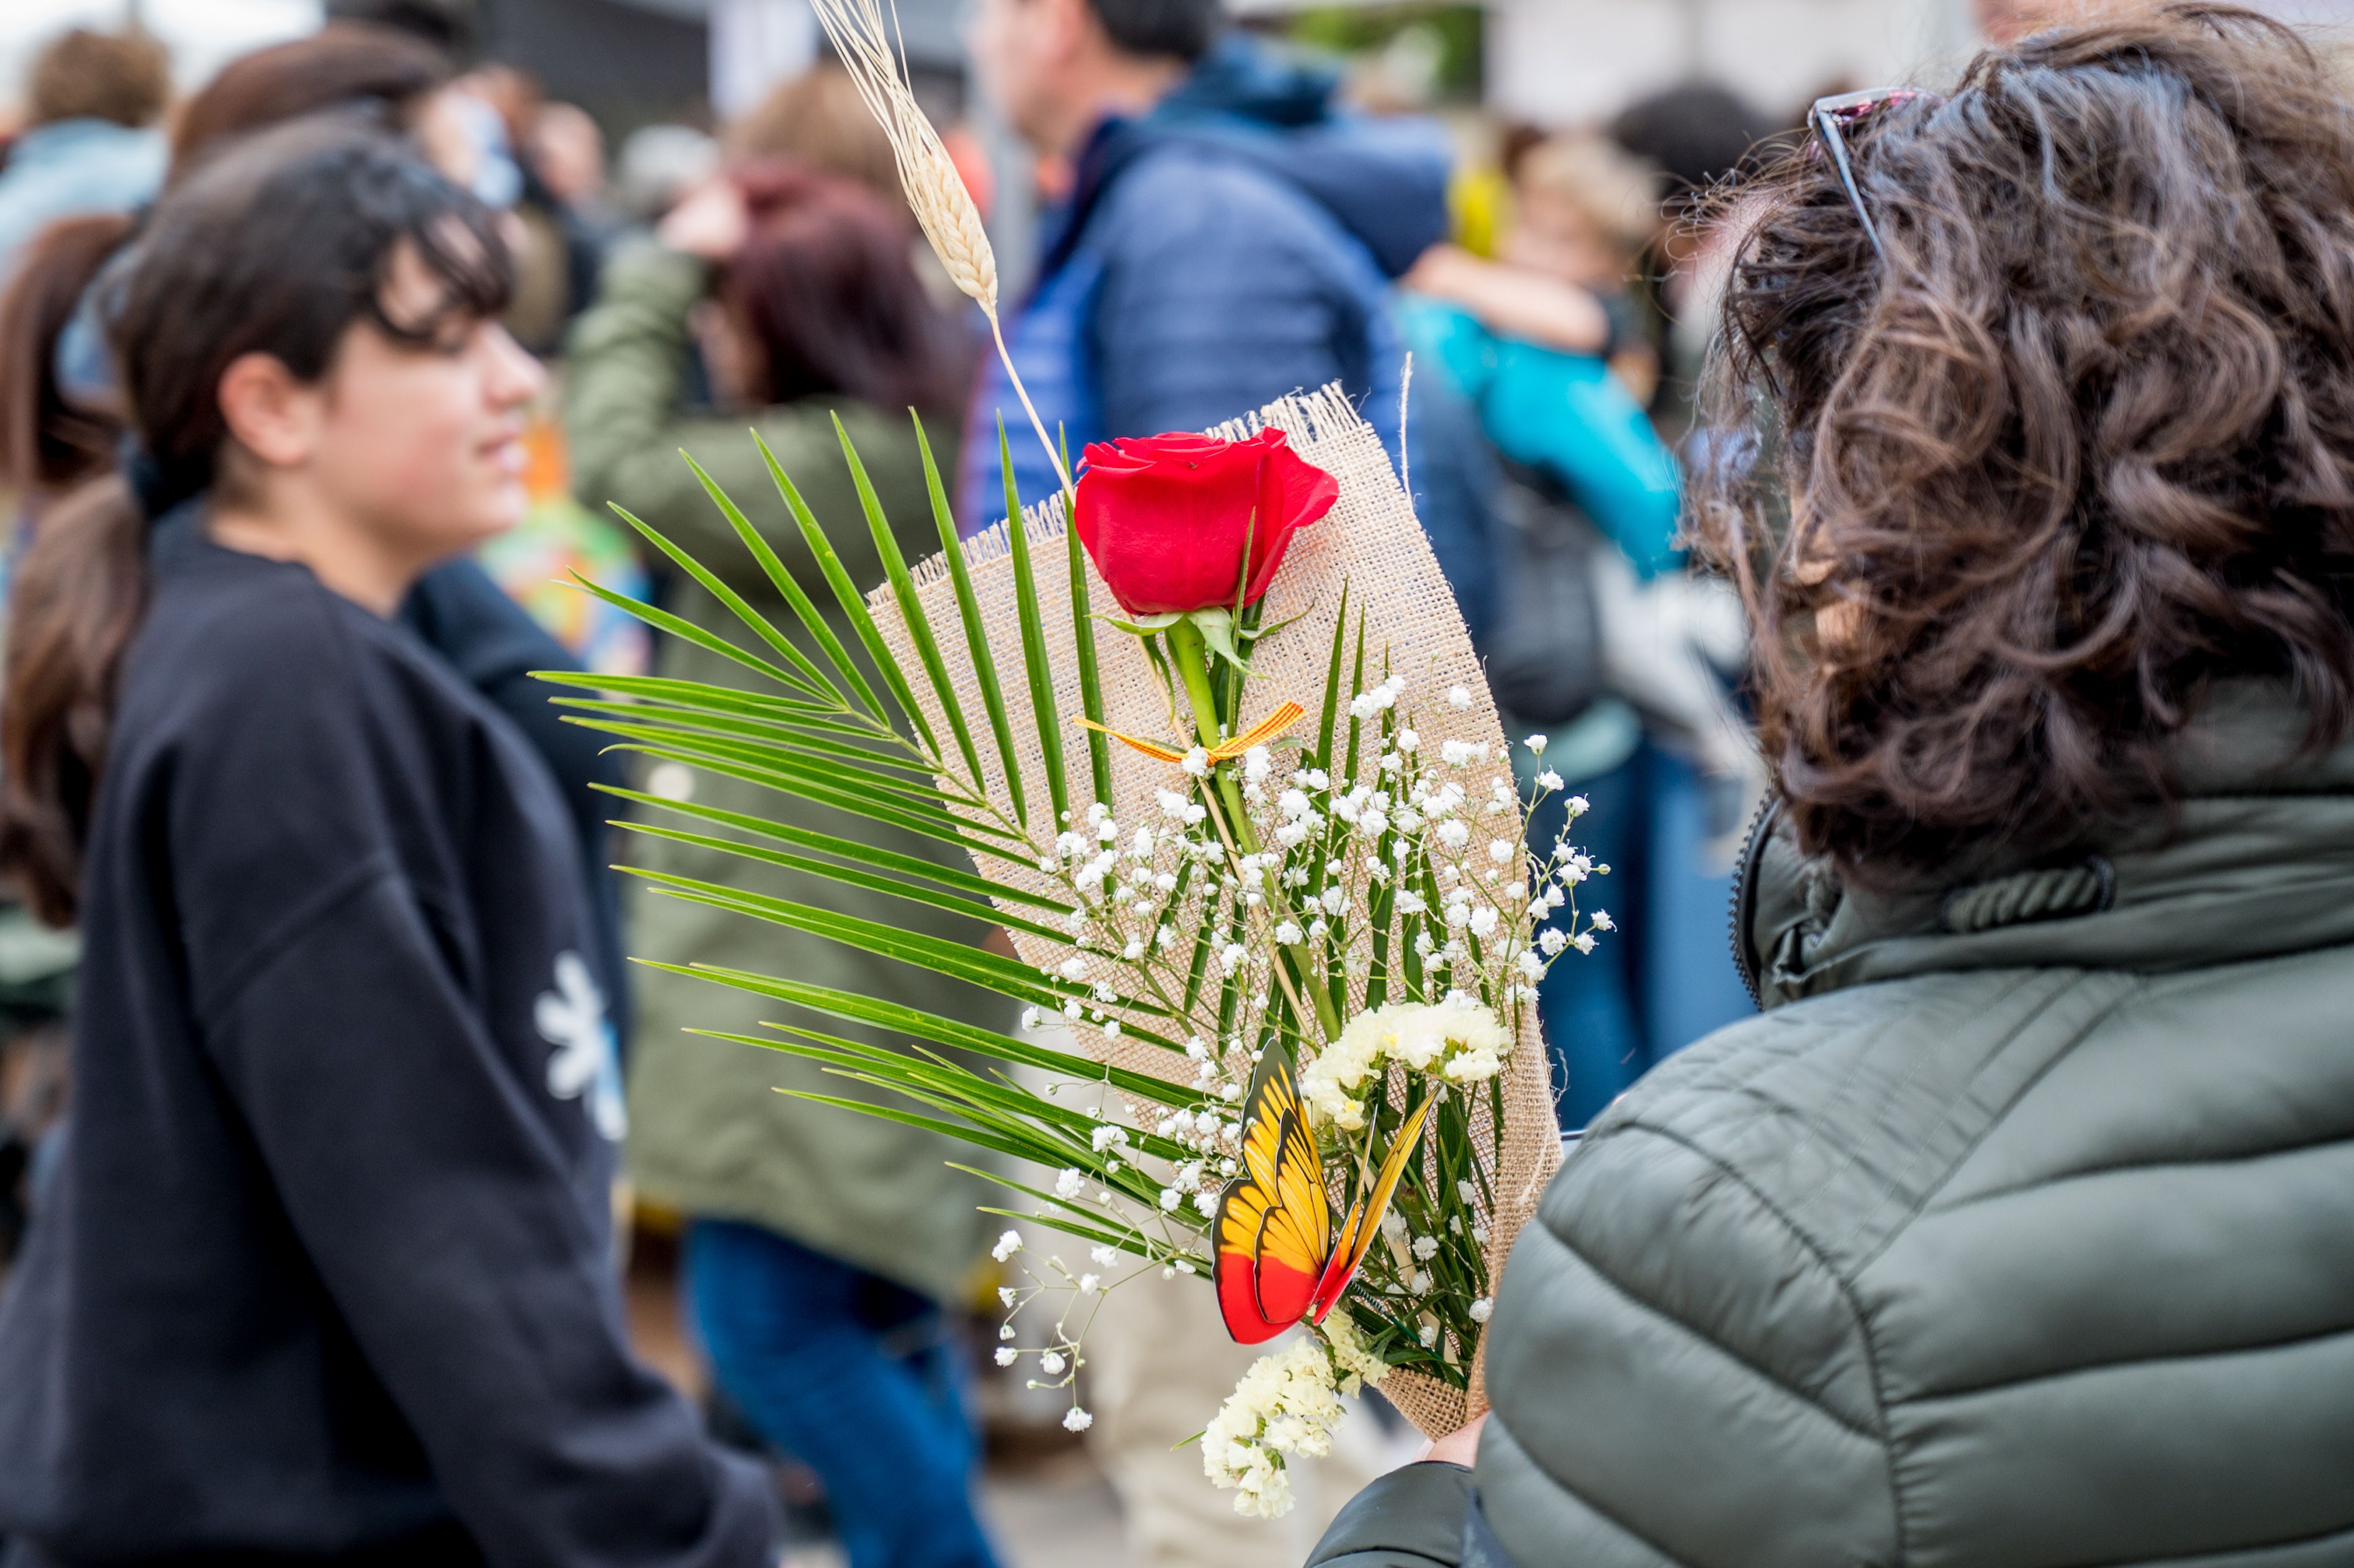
[684,1220,999,1568]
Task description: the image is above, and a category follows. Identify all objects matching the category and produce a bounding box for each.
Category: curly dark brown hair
[1695,4,2354,882]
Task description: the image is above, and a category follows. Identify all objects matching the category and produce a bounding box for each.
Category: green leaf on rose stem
[754,430,938,755]
[1139,632,1181,732]
[1228,504,1256,625]
[1062,424,1115,807]
[1188,607,1252,677]
[835,414,979,786]
[1096,611,1185,637]
[1000,419,1070,825]
[914,414,1026,827]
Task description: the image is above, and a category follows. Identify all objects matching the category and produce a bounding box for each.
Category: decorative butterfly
[1212,1041,1437,1345]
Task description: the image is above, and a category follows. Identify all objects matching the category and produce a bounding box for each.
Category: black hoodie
[0,514,773,1566]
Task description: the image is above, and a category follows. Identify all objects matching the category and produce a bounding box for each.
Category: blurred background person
[0,27,168,284]
[0,20,634,1055]
[0,120,773,1567]
[563,161,1001,1568]
[957,0,1500,635]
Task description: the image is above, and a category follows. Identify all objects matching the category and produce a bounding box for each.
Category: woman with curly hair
[1309,7,2354,1564]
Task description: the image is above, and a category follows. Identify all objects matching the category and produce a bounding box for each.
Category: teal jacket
[1398,297,1680,580]
[1311,687,2354,1565]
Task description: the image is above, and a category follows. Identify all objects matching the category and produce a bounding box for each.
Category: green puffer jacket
[566,241,994,1303]
[1311,689,2354,1566]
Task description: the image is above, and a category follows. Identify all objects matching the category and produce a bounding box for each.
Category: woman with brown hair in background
[563,161,998,1568]
[1311,8,2354,1564]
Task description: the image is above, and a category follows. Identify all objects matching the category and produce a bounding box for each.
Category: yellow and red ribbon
[1078,700,1306,766]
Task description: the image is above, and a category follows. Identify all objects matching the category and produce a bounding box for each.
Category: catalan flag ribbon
[1079,701,1306,766]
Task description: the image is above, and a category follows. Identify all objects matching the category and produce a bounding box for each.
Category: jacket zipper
[1727,792,1781,1010]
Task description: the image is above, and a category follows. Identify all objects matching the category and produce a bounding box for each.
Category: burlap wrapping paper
[871,384,1560,1435]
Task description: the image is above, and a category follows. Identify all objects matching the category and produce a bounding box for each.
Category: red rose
[1072,428,1339,618]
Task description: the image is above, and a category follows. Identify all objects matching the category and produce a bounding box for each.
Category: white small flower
[1539,927,1569,956]
[1397,728,1419,753]
[1320,886,1349,917]
[1447,685,1472,709]
[1040,1349,1067,1374]
[1536,769,1565,792]
[1395,890,1427,915]
[1182,746,1211,778]
[1590,909,1615,931]
[1160,1187,1184,1212]
[1103,1020,1123,1040]
[992,1230,1023,1261]
[1063,1407,1094,1433]
[1055,1169,1085,1199]
[1243,744,1273,783]
[1437,820,1470,849]
[1573,932,1598,954]
[1457,1179,1480,1203]
[1516,949,1546,979]
[1488,839,1514,863]
[1077,1273,1102,1294]
[1525,734,1548,756]
[1000,1286,1018,1307]
[1409,1271,1432,1295]
[995,1346,1018,1366]
[1274,920,1304,945]
[1411,1235,1439,1261]
[1194,1191,1220,1217]
[1092,1244,1120,1267]
[1174,1259,1197,1274]
[1565,794,1591,817]
[1000,1324,1016,1340]
[1469,1298,1494,1324]
[1418,1323,1439,1348]
[1090,1125,1128,1153]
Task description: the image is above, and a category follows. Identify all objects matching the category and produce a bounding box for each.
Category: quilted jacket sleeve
[1312,1117,1901,1568]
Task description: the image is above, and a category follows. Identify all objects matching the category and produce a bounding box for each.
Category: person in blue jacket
[0,124,774,1567]
[959,0,1496,637]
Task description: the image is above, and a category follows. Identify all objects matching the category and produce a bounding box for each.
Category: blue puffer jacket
[959,37,1497,638]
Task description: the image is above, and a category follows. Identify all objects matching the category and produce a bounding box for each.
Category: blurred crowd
[0,2,2133,1567]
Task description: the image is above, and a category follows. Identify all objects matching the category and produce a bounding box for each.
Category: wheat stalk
[809,0,1072,495]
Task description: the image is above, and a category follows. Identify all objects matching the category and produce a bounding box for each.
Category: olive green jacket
[1311,686,2354,1565]
[566,242,994,1302]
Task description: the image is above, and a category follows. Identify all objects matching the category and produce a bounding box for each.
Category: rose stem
[1166,616,1343,1043]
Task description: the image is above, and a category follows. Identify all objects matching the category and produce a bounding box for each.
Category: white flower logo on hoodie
[536,951,625,1141]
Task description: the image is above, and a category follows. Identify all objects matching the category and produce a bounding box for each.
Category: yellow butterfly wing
[1213,1048,1333,1343]
[1311,1093,1437,1321]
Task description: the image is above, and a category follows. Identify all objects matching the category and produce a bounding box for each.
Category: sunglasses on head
[1806,87,1942,263]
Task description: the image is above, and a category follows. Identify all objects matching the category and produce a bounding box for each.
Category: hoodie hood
[1056,34,1452,282]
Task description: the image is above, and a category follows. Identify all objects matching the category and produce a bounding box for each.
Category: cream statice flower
[1319,1311,1389,1397]
[1202,1338,1350,1518]
[1301,999,1514,1121]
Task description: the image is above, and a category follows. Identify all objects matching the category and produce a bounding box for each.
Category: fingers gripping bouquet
[551,0,1610,1520]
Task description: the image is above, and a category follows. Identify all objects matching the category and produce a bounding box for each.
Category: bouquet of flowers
[550,0,1609,1518]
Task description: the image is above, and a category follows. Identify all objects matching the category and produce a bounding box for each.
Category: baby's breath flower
[1469,1298,1494,1323]
[1064,1407,1094,1432]
[1041,1350,1067,1374]
[1524,734,1548,755]
[995,1346,1017,1366]
[992,1230,1023,1261]
[1447,685,1472,709]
